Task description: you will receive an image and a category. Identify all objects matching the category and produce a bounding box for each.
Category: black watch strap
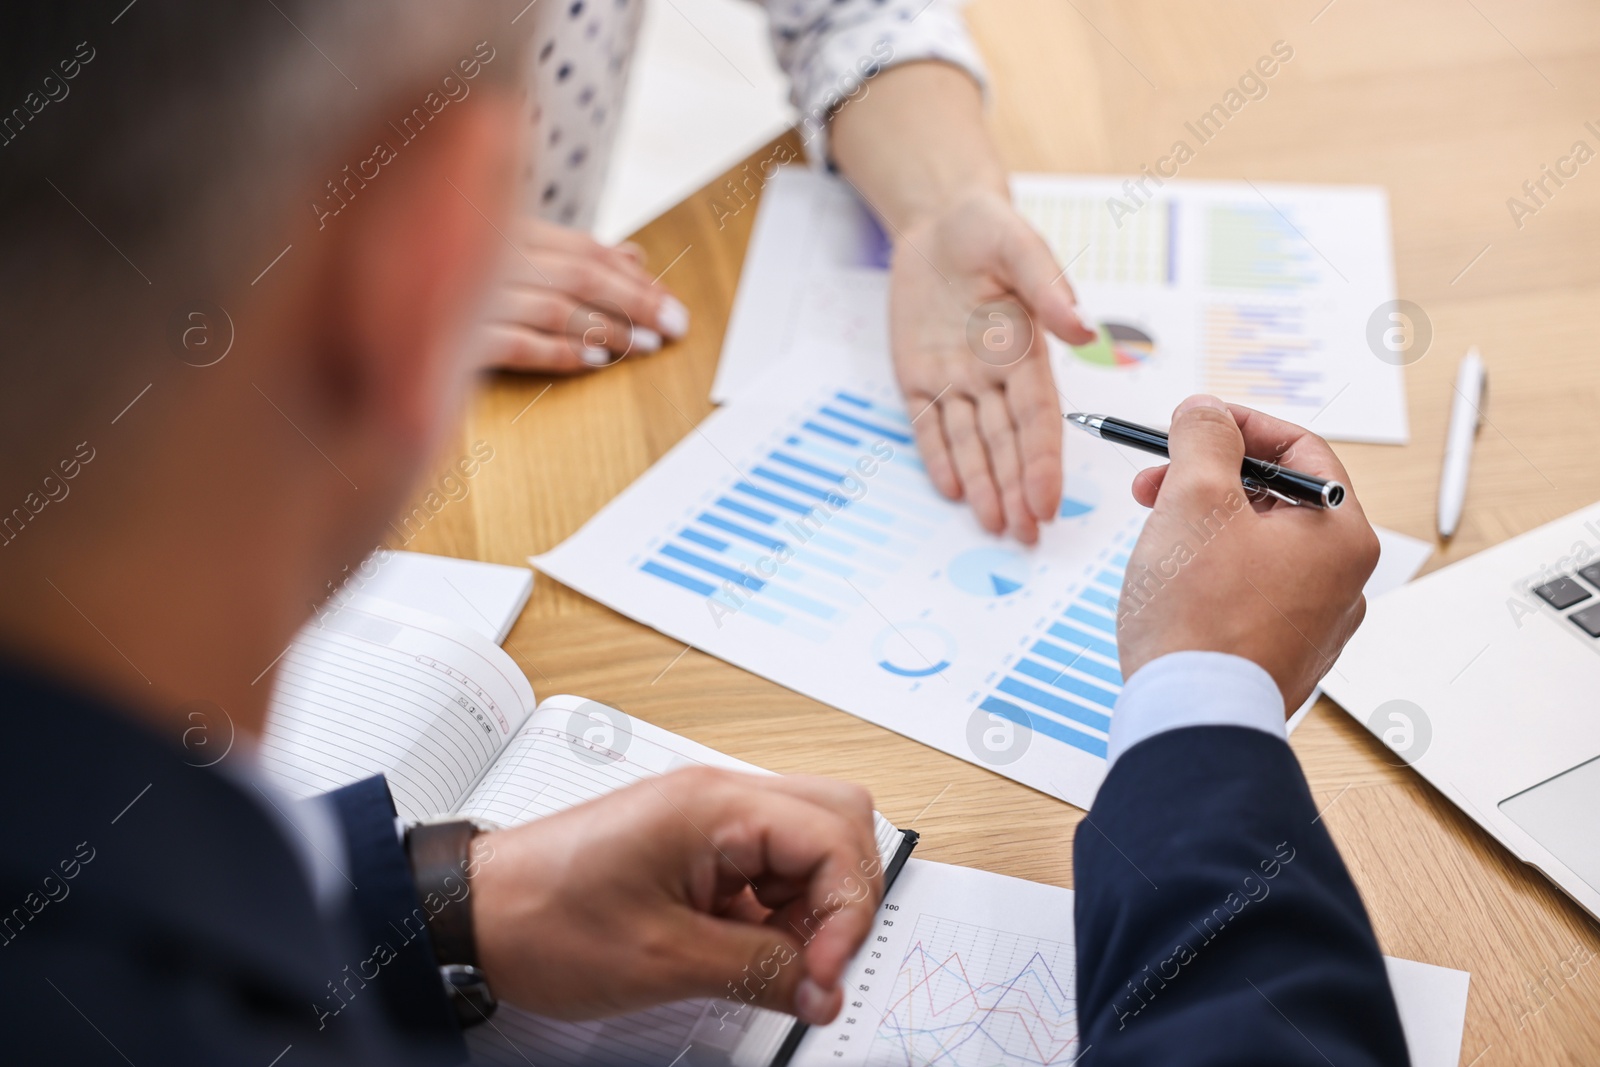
[405,820,482,967]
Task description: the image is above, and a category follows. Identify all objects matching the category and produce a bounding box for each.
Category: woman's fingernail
[794,978,831,1026]
[659,297,690,340]
[632,326,662,353]
[620,241,646,263]
[580,345,613,367]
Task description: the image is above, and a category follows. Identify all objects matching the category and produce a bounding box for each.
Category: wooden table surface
[406,2,1600,1061]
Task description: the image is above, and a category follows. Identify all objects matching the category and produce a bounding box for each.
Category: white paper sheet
[1386,955,1473,1067]
[537,343,1153,809]
[790,861,1082,1067]
[715,170,889,403]
[539,330,1431,808]
[714,169,1409,445]
[590,0,795,244]
[790,860,1468,1067]
[330,549,534,644]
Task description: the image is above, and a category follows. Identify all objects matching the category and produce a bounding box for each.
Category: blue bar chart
[535,352,1153,809]
[633,389,937,643]
[1205,203,1320,291]
[1013,182,1178,287]
[973,541,1132,762]
[1202,302,1324,409]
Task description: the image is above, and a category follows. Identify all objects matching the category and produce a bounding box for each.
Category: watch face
[441,964,498,1027]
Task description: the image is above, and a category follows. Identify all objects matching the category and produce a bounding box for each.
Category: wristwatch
[405,819,497,1027]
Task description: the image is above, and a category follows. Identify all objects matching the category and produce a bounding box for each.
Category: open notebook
[259,595,916,1067]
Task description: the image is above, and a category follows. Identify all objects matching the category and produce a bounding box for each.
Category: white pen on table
[1437,346,1486,540]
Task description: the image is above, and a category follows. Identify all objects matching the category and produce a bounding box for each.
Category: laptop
[1322,501,1600,921]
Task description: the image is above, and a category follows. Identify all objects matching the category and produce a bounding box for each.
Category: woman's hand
[829,61,1093,544]
[482,216,690,372]
[890,188,1094,544]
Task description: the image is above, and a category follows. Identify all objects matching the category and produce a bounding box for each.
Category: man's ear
[308,89,522,461]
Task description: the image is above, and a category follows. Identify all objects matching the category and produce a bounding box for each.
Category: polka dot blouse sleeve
[763,0,989,164]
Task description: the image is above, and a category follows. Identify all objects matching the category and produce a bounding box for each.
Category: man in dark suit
[1074,395,1409,1065]
[0,6,1407,1067]
[0,4,883,1064]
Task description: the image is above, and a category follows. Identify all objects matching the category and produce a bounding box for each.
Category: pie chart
[1070,321,1155,369]
[948,547,1031,598]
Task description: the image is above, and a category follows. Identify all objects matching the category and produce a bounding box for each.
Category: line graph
[870,913,1080,1066]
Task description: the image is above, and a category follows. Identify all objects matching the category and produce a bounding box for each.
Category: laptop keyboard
[1535,576,1591,610]
[1535,571,1600,634]
[1571,604,1600,638]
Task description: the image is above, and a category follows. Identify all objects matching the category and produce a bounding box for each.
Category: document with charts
[536,339,1431,807]
[787,860,1470,1067]
[716,169,1408,444]
[536,345,1152,809]
[258,595,916,1067]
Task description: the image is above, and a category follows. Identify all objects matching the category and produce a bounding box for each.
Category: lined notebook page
[457,693,764,825]
[260,596,535,820]
[462,695,903,1067]
[458,693,901,866]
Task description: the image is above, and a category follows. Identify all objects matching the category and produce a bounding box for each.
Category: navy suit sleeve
[1074,726,1409,1066]
[323,776,466,1063]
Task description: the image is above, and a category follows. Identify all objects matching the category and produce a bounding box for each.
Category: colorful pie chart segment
[1070,321,1156,369]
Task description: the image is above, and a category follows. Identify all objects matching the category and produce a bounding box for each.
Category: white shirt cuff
[1108,651,1286,767]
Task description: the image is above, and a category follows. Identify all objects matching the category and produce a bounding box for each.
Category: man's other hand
[1116,395,1381,712]
[471,767,883,1025]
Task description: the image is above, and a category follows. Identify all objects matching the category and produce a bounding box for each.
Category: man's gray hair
[0,1,523,479]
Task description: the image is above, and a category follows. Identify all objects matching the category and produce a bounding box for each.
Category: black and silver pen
[1065,412,1345,509]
